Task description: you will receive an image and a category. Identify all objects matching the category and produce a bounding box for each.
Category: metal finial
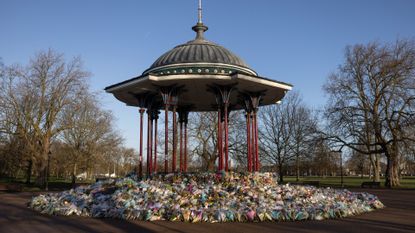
[198,0,202,23]
[192,0,208,40]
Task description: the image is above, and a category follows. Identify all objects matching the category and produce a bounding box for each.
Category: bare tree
[187,111,244,171]
[0,49,89,188]
[1,51,139,185]
[259,91,316,182]
[61,91,120,186]
[226,111,248,170]
[309,139,337,177]
[324,39,415,187]
[291,98,318,181]
[347,149,370,178]
[188,112,218,171]
[117,148,137,176]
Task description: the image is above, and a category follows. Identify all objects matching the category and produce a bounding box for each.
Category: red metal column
[172,105,177,172]
[148,112,153,174]
[164,105,169,173]
[251,112,256,171]
[179,121,183,172]
[254,111,259,171]
[139,108,145,178]
[246,112,251,172]
[224,104,229,172]
[217,108,223,172]
[153,114,158,173]
[256,112,260,171]
[160,86,182,174]
[146,112,150,175]
[184,121,188,172]
[210,84,233,172]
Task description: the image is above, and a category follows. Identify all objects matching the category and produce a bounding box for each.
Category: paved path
[0,189,414,233]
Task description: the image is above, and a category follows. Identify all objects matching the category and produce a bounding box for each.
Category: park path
[0,189,414,233]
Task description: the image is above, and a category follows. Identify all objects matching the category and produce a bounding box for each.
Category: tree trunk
[85,157,90,180]
[35,155,48,189]
[35,139,50,190]
[25,159,33,184]
[385,153,400,188]
[278,163,284,183]
[15,168,22,179]
[374,155,380,182]
[206,155,216,172]
[386,141,401,188]
[36,165,47,189]
[370,154,381,182]
[44,167,49,191]
[71,163,77,188]
[296,154,300,182]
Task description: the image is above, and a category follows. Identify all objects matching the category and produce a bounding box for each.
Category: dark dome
[142,23,257,76]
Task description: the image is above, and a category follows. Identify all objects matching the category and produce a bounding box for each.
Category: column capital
[158,84,185,106]
[207,83,236,106]
[132,92,157,109]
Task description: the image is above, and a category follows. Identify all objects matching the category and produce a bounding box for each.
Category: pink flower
[246,210,256,221]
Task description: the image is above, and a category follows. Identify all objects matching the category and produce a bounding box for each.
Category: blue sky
[1,0,414,149]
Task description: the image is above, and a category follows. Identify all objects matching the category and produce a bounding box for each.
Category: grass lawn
[0,177,94,192]
[282,176,415,189]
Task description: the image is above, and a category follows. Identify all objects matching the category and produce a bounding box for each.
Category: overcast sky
[1,0,415,149]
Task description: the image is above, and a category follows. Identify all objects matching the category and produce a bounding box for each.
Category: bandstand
[105,1,292,177]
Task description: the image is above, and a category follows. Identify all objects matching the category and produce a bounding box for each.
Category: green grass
[0,176,94,192]
[281,176,415,189]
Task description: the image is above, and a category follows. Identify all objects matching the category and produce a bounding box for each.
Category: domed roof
[105,3,293,113]
[142,23,257,76]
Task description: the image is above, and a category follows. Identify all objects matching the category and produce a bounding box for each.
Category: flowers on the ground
[29,172,384,223]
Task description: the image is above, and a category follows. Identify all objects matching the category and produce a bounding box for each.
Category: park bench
[303,181,320,187]
[361,181,380,188]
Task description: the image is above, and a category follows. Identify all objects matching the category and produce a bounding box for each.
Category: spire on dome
[198,0,202,23]
[192,0,208,40]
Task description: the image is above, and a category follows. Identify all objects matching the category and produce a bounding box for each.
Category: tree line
[0,50,136,189]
